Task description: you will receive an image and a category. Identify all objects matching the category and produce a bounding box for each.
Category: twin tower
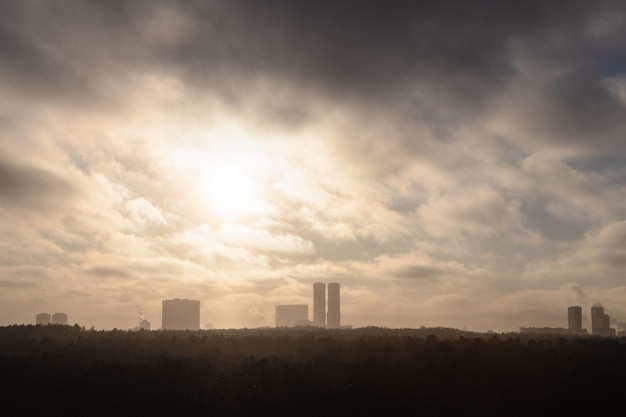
[313,282,340,328]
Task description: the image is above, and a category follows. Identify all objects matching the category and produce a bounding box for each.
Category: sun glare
[204,162,260,218]
[167,121,280,221]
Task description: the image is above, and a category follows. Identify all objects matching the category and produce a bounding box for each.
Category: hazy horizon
[2,1,626,332]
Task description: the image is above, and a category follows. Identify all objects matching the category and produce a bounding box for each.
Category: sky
[2,0,626,331]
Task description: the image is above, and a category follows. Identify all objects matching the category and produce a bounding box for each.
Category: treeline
[1,325,625,416]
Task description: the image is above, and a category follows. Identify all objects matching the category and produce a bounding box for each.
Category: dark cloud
[0,266,44,288]
[396,265,442,280]
[0,161,75,207]
[521,202,588,241]
[600,49,626,77]
[0,279,38,289]
[566,154,626,180]
[87,267,132,279]
[597,222,626,268]
[0,0,150,108]
[207,1,573,98]
[2,1,625,128]
[603,253,626,268]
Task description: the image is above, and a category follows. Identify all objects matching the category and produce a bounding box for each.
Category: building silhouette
[591,306,615,336]
[162,299,200,330]
[139,319,150,330]
[36,313,50,325]
[51,313,68,325]
[275,304,309,327]
[568,306,583,334]
[313,282,326,327]
[327,282,340,329]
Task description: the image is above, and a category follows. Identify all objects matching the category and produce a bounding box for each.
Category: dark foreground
[1,325,625,416]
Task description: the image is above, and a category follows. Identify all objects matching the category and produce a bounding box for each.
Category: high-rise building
[568,306,582,334]
[591,306,605,335]
[313,282,326,327]
[139,319,150,330]
[36,313,50,325]
[162,299,200,330]
[275,304,309,327]
[591,306,615,336]
[327,282,340,329]
[51,313,68,325]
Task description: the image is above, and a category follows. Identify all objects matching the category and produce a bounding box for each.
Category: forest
[1,325,625,416]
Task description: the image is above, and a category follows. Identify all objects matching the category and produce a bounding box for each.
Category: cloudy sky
[2,0,626,331]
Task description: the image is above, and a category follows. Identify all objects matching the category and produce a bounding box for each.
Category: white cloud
[122,197,166,230]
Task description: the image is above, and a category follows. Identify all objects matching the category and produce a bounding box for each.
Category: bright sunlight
[203,161,260,219]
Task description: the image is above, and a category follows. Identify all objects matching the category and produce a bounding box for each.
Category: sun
[202,160,263,219]
[167,122,277,221]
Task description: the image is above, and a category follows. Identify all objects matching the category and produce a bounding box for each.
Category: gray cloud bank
[1,0,626,330]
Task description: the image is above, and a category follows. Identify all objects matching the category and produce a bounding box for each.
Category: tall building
[591,306,615,336]
[275,304,309,327]
[51,313,68,325]
[139,319,150,330]
[36,313,50,325]
[568,306,582,334]
[162,299,200,330]
[313,282,326,327]
[327,282,340,329]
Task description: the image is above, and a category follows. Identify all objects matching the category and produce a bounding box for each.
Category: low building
[36,313,50,325]
[162,299,200,330]
[51,313,68,325]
